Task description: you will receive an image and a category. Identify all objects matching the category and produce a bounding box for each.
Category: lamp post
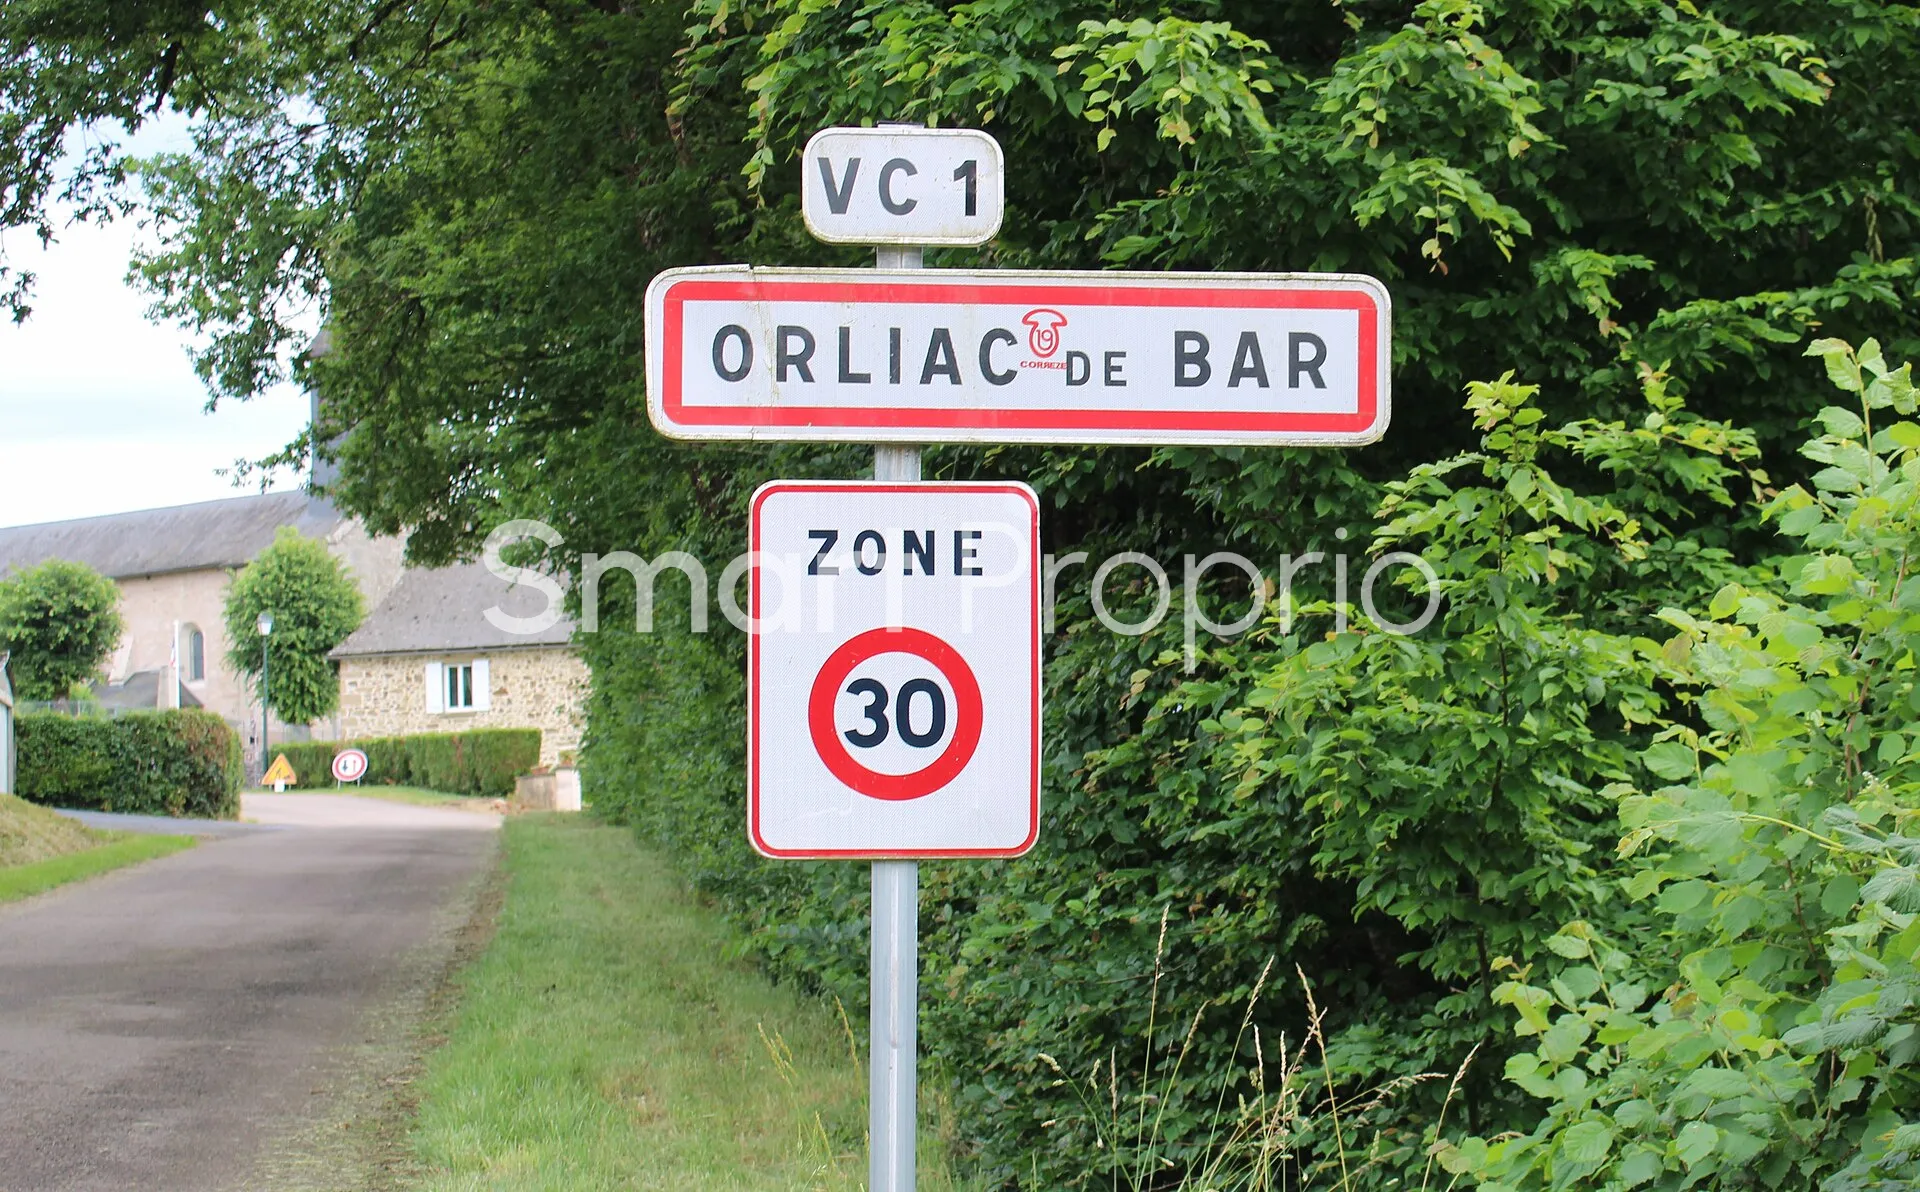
[257,611,274,776]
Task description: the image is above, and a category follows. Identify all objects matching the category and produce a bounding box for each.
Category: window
[446,662,475,710]
[183,626,205,683]
[424,659,490,714]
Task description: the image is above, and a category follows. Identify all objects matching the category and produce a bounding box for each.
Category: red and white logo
[1021,308,1067,357]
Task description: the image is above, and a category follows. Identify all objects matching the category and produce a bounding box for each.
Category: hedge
[271,728,541,797]
[16,710,243,819]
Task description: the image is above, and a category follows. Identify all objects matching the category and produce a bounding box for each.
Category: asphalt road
[0,794,500,1192]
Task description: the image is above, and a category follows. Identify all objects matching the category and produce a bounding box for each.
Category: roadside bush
[1443,340,1920,1189]
[264,729,541,797]
[274,741,338,787]
[409,732,459,793]
[463,730,541,796]
[583,363,1769,1187]
[16,709,242,819]
[362,735,410,784]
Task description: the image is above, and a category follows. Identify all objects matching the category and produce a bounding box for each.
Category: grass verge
[402,814,967,1191]
[0,832,195,904]
[0,790,110,866]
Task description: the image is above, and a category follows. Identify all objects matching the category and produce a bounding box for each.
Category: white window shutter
[471,659,492,711]
[424,662,445,713]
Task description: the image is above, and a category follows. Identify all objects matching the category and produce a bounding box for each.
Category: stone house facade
[0,492,405,748]
[330,562,586,767]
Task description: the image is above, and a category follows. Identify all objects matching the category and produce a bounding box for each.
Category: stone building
[0,498,587,769]
[330,561,586,768]
[0,493,405,745]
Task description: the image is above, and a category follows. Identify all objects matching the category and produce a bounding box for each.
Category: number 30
[843,678,948,749]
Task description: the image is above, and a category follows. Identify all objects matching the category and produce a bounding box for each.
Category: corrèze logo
[1021,309,1067,358]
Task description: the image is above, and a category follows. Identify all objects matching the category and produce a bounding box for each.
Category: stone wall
[100,525,404,741]
[336,647,588,767]
[112,569,252,724]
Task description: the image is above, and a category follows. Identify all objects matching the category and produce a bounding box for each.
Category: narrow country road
[0,794,500,1192]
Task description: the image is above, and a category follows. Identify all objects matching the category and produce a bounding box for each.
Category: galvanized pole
[870,242,923,1192]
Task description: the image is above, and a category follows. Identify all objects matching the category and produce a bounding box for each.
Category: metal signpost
[643,123,1391,1192]
[749,480,1040,1189]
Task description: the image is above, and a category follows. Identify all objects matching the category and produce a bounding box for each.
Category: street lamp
[257,611,274,775]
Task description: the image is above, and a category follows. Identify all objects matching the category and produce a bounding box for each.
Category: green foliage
[222,527,365,725]
[273,729,541,797]
[361,735,412,785]
[0,559,124,700]
[15,710,242,819]
[1429,340,1920,1189]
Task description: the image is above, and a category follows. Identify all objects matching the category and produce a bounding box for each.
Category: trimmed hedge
[16,710,243,819]
[272,728,541,797]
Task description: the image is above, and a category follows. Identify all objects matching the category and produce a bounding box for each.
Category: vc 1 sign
[644,267,1391,446]
[801,127,1004,246]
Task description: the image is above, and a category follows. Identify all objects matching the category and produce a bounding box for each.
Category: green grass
[0,832,195,904]
[0,790,110,866]
[403,815,968,1191]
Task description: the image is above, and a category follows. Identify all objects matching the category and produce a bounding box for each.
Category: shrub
[362,736,410,784]
[271,741,339,787]
[16,709,242,819]
[0,559,124,700]
[408,732,459,793]
[461,729,540,797]
[251,729,541,797]
[222,528,365,723]
[1447,339,1920,1190]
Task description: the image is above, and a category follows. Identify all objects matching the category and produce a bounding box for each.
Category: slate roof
[0,492,342,580]
[93,670,204,711]
[330,561,575,658]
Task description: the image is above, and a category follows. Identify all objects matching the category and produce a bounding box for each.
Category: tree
[222,528,364,725]
[0,559,124,700]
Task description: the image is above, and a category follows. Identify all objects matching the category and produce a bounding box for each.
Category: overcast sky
[0,113,314,529]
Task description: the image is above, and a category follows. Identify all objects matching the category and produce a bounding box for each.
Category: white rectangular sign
[747,481,1040,860]
[645,267,1390,446]
[801,127,1004,246]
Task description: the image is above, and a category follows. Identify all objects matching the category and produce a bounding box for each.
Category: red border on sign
[661,278,1380,435]
[331,748,368,783]
[806,626,984,801]
[748,481,1043,860]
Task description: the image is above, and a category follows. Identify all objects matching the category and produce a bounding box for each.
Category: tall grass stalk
[1036,913,1474,1191]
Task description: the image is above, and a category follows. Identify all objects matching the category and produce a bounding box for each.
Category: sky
[0,113,315,529]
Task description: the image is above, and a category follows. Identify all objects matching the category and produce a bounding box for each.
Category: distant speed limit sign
[748,481,1040,858]
[332,748,369,783]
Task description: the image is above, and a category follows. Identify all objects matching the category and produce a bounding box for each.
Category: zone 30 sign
[645,267,1390,446]
[747,481,1041,859]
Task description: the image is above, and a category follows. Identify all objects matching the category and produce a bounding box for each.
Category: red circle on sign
[332,748,369,783]
[807,627,984,801]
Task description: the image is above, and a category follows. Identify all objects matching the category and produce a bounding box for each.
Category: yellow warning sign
[262,754,298,787]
